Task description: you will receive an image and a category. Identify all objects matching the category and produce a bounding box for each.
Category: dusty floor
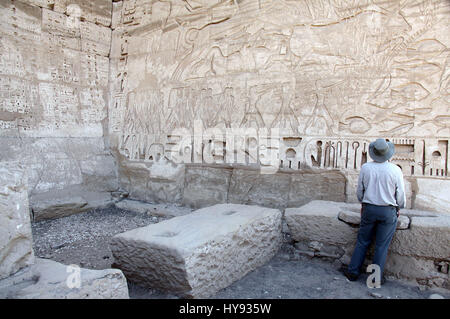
[31,205,450,299]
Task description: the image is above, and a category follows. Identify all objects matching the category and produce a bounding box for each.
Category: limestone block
[0,138,117,196]
[228,169,290,208]
[285,201,358,245]
[30,187,113,221]
[0,162,34,280]
[0,258,129,299]
[414,178,450,214]
[338,210,410,229]
[182,166,232,209]
[390,216,450,259]
[115,199,192,218]
[337,210,361,225]
[384,254,443,282]
[119,158,185,204]
[110,204,282,298]
[288,171,346,207]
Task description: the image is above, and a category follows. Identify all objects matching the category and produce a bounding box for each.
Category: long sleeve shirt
[356,161,406,209]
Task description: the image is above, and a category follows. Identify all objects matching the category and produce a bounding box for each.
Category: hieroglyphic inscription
[0,0,111,136]
[107,0,448,177]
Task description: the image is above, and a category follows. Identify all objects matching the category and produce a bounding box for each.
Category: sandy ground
[31,205,449,299]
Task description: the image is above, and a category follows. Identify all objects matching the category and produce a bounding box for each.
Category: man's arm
[356,168,365,215]
[395,168,406,212]
[356,169,365,204]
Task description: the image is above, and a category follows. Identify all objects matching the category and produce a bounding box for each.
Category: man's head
[369,139,395,163]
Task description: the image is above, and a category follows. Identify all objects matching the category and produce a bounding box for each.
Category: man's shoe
[344,270,359,281]
[340,265,359,281]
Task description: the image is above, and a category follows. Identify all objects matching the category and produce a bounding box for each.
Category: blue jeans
[347,203,398,276]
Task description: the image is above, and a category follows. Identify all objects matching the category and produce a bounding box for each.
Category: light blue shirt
[356,161,406,209]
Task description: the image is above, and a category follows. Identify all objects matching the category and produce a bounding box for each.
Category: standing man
[343,138,406,284]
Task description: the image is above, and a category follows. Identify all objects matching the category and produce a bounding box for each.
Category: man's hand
[396,209,400,218]
[361,204,363,217]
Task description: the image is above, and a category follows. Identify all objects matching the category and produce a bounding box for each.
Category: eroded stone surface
[110,204,282,298]
[30,187,113,221]
[390,216,450,259]
[115,199,193,218]
[338,210,411,229]
[286,200,450,289]
[0,258,129,299]
[118,157,185,204]
[0,0,116,214]
[182,166,232,209]
[0,162,34,280]
[109,0,450,214]
[414,179,450,214]
[285,201,359,245]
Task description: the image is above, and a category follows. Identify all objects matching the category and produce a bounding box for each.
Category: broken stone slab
[384,253,444,282]
[30,187,113,221]
[0,162,35,280]
[390,216,450,259]
[337,210,361,225]
[338,210,411,229]
[0,258,129,299]
[285,201,358,245]
[115,199,193,218]
[110,204,282,298]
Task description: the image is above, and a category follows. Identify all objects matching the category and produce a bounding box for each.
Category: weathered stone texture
[0,137,118,219]
[390,216,450,259]
[0,0,115,219]
[182,166,232,208]
[30,186,113,221]
[0,258,129,299]
[109,0,450,215]
[413,179,450,214]
[0,162,34,280]
[286,201,359,245]
[285,200,450,289]
[288,171,346,207]
[108,0,450,214]
[20,0,112,27]
[110,204,282,298]
[338,209,411,229]
[118,157,185,204]
[228,169,290,208]
[115,199,193,218]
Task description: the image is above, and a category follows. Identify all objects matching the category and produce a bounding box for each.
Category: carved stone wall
[109,0,450,212]
[0,0,117,215]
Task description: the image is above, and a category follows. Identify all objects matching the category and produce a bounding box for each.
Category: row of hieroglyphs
[117,125,449,177]
[109,0,449,155]
[0,0,111,136]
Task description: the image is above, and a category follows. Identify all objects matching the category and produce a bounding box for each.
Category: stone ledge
[0,258,129,299]
[338,210,410,229]
[285,200,450,289]
[285,201,359,245]
[30,186,114,221]
[110,204,282,298]
[115,199,193,218]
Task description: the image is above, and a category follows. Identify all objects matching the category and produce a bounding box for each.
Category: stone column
[0,162,34,280]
